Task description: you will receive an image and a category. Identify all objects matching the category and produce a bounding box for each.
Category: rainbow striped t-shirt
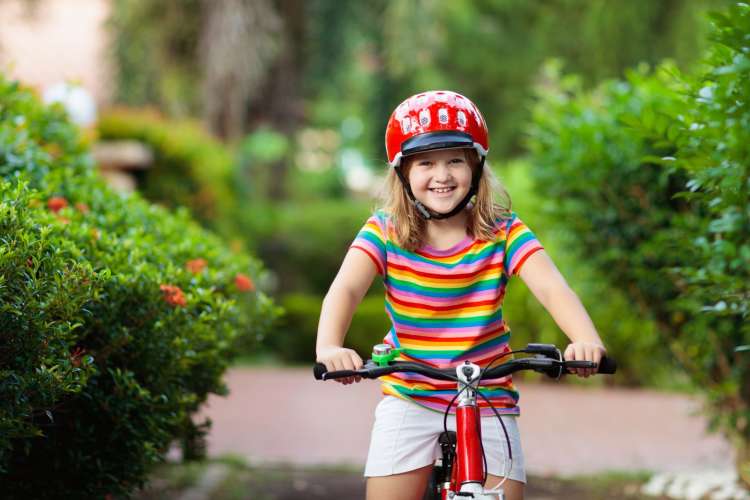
[350,211,543,416]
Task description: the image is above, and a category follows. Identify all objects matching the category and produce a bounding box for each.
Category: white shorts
[364,396,526,483]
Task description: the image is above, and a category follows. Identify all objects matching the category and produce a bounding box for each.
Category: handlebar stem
[457,362,481,407]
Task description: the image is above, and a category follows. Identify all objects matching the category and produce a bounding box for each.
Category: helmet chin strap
[394,157,485,220]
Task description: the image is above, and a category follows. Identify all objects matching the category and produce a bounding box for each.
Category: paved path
[196,368,733,477]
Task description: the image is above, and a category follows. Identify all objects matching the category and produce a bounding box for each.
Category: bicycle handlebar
[313,350,617,382]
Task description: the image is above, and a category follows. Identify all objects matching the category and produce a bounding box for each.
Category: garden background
[1,0,748,498]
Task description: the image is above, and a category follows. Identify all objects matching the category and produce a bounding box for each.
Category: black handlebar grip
[566,361,596,369]
[566,357,617,374]
[313,363,361,380]
[597,356,617,374]
[313,363,328,380]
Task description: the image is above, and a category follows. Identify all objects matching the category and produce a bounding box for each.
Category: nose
[434,162,452,182]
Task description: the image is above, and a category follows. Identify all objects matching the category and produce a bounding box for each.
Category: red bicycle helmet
[385,90,489,167]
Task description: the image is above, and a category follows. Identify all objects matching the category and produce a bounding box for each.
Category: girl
[316,91,606,500]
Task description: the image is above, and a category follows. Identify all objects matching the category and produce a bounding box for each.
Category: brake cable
[439,350,529,486]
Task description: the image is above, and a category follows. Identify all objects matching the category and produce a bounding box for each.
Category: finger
[331,357,344,373]
[336,358,354,384]
[564,344,575,373]
[575,343,586,377]
[338,354,352,385]
[585,344,602,377]
[580,344,589,377]
[584,344,595,377]
[342,369,354,385]
[564,344,575,361]
[340,353,355,371]
[344,351,362,384]
[330,357,345,384]
[342,354,355,385]
[349,351,363,370]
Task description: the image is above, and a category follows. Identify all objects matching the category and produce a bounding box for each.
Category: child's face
[405,148,473,214]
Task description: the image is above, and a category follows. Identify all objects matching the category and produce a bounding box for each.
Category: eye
[449,157,466,164]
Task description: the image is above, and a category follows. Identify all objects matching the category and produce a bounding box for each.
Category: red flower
[160,284,187,307]
[70,346,86,367]
[185,258,207,275]
[47,196,68,213]
[75,202,90,214]
[234,273,255,292]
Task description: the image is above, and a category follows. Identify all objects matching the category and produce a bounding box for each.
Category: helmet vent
[419,109,431,127]
[457,111,467,128]
[400,117,412,134]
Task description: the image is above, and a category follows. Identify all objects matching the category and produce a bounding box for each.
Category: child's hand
[316,346,364,385]
[564,341,607,378]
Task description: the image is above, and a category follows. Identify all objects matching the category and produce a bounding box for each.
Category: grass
[133,460,209,499]
[133,457,658,500]
[135,459,367,500]
[565,470,655,498]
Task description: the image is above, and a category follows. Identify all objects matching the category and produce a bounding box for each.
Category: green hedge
[244,199,375,295]
[97,108,238,235]
[0,76,279,498]
[497,161,673,387]
[527,2,750,486]
[269,293,390,363]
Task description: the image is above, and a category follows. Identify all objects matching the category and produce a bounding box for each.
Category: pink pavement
[197,367,733,476]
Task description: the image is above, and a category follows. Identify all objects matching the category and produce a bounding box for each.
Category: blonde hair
[380,149,512,251]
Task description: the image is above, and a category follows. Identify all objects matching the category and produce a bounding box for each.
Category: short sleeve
[503,214,544,277]
[350,213,387,276]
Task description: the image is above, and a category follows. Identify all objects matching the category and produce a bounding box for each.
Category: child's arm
[518,250,606,378]
[316,248,379,384]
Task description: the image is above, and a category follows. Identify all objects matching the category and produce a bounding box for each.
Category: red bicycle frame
[455,404,484,485]
[439,362,506,499]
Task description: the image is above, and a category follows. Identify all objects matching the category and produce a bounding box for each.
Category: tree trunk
[200,0,281,140]
[247,0,306,200]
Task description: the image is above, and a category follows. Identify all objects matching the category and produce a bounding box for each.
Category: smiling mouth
[429,187,456,193]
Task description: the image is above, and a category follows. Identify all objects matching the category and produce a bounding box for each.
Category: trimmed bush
[527,2,750,486]
[528,60,692,311]
[97,108,237,234]
[240,198,375,295]
[0,76,279,497]
[271,293,390,363]
[496,161,673,387]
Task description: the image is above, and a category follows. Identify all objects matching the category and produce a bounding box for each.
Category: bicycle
[314,343,617,500]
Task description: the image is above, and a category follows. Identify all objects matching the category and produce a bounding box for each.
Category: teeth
[430,187,454,193]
